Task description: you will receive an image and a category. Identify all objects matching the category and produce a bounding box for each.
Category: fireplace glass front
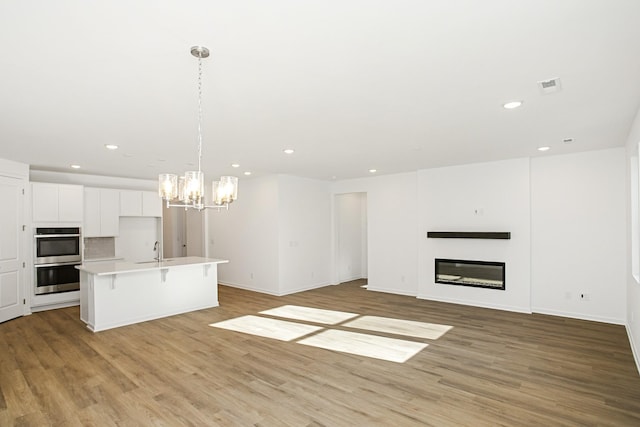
[435,258,505,290]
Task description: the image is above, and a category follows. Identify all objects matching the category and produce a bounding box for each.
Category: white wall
[418,158,532,313]
[115,217,161,262]
[277,175,332,294]
[208,175,280,294]
[332,172,418,296]
[532,148,626,324]
[335,192,366,282]
[208,174,331,295]
[626,107,640,371]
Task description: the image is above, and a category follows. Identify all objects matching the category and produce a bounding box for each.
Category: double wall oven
[34,227,81,295]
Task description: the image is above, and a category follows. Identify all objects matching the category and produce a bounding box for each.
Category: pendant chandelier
[158,46,238,210]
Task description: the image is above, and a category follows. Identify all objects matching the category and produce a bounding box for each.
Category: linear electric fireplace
[435,258,505,290]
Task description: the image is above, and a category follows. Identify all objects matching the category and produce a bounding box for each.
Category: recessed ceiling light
[104,144,119,150]
[537,146,551,152]
[369,169,377,173]
[71,164,81,169]
[503,101,523,109]
[244,171,252,176]
[231,163,240,168]
[283,149,295,154]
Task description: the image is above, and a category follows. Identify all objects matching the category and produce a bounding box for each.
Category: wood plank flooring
[2,279,640,426]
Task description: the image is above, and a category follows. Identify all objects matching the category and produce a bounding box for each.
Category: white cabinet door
[0,175,24,323]
[142,191,162,217]
[32,183,83,222]
[100,189,119,236]
[84,188,120,237]
[58,185,83,222]
[83,188,101,237]
[32,183,59,222]
[120,190,162,217]
[119,190,142,216]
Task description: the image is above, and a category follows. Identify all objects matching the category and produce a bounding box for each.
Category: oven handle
[34,234,81,238]
[34,261,82,268]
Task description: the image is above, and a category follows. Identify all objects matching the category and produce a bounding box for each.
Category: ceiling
[1,1,640,182]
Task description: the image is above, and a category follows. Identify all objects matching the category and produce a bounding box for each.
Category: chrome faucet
[153,240,163,261]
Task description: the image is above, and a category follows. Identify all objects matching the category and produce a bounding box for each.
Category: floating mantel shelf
[427,231,511,240]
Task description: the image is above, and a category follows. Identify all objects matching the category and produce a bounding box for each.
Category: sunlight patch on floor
[259,305,358,325]
[210,315,322,341]
[343,316,453,340]
[210,304,452,363]
[298,329,428,363]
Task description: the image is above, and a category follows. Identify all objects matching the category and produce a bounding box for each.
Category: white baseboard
[30,300,80,312]
[531,306,624,325]
[218,281,281,296]
[367,286,417,297]
[218,281,331,297]
[417,294,532,314]
[626,324,640,375]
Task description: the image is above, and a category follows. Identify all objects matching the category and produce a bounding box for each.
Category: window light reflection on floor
[259,305,358,325]
[210,315,322,341]
[209,305,453,363]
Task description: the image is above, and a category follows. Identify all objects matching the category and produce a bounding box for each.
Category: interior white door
[0,175,24,323]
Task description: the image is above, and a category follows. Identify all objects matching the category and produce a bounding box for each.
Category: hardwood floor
[2,280,640,426]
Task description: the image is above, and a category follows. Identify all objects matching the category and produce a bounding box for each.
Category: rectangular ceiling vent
[537,77,562,94]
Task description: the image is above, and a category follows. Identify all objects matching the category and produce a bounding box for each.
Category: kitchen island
[76,256,228,332]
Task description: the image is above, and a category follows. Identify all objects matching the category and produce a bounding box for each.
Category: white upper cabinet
[142,191,162,217]
[84,188,119,237]
[119,190,142,216]
[32,183,83,223]
[119,190,162,217]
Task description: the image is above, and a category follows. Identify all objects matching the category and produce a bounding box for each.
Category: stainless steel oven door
[34,232,81,264]
[34,262,80,295]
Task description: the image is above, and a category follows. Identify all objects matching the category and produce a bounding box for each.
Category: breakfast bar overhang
[76,257,228,332]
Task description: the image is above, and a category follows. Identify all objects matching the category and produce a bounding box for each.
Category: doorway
[162,205,205,258]
[334,192,368,283]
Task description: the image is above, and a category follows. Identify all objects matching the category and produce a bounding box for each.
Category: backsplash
[84,237,115,260]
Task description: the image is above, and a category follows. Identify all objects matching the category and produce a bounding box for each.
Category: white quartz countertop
[76,256,229,276]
